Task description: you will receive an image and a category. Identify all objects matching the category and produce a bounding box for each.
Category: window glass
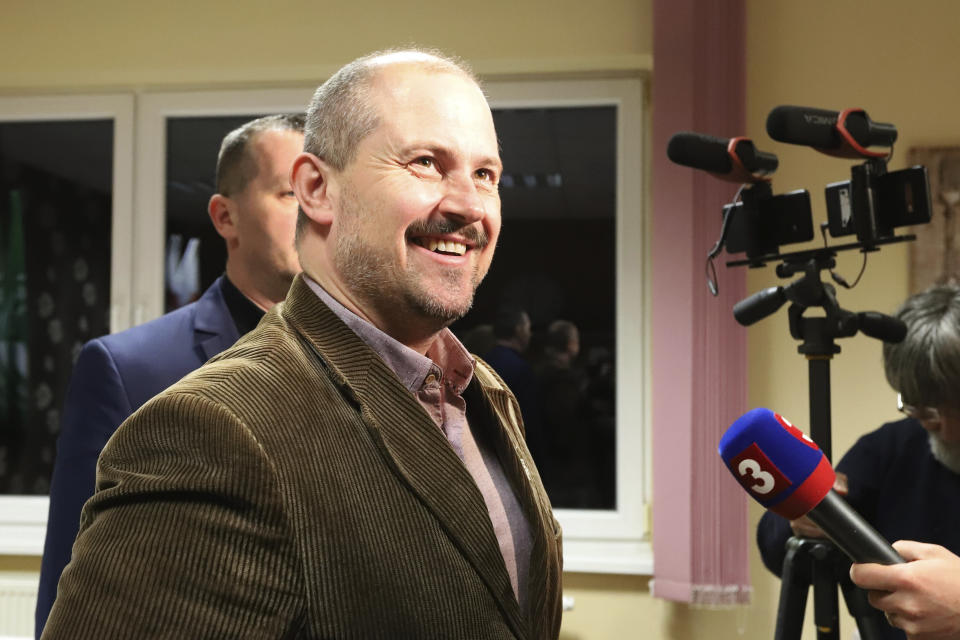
[0,120,113,494]
[452,106,617,510]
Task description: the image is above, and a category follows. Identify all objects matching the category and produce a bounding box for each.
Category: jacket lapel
[192,277,241,362]
[281,276,528,638]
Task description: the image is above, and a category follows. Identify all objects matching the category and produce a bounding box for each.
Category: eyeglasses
[897,393,941,422]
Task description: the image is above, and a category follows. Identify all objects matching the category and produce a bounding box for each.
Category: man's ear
[292,152,335,226]
[208,193,238,241]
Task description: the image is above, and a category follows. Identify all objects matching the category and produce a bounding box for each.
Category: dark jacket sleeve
[40,392,305,639]
[36,339,133,637]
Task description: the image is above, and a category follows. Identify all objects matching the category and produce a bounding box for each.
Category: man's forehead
[246,128,302,181]
[366,67,499,154]
[251,128,302,159]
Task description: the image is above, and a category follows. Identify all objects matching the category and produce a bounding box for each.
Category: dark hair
[883,283,960,409]
[493,308,528,340]
[215,113,305,197]
[545,320,578,352]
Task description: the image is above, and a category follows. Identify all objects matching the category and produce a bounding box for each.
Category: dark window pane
[0,119,113,494]
[453,106,617,510]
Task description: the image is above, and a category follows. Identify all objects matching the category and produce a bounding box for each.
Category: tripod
[776,537,887,640]
[733,250,906,640]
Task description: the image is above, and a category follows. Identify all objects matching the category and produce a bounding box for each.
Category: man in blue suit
[35,113,305,636]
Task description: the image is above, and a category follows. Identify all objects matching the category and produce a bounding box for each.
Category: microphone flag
[718,408,835,519]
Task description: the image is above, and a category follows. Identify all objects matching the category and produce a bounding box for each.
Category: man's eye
[284,190,296,197]
[475,168,496,182]
[414,157,435,168]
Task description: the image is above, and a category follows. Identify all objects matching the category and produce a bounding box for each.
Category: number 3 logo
[737,459,774,494]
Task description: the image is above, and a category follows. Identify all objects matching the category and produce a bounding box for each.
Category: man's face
[231,128,304,287]
[329,67,502,329]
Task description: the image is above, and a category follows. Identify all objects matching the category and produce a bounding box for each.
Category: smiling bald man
[41,49,563,640]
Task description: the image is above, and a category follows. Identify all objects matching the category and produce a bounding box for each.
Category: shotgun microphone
[766,106,897,158]
[667,132,778,182]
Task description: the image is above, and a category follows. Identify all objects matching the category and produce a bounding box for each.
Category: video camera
[667,105,932,267]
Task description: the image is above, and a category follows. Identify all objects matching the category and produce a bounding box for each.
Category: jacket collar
[192,276,242,361]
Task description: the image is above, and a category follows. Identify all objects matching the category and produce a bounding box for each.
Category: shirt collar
[303,276,474,394]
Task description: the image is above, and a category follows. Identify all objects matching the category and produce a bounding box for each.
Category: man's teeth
[420,238,467,256]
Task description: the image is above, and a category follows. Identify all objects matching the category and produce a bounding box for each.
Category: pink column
[651,0,751,604]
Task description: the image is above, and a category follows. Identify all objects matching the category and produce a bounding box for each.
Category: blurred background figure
[484,307,542,458]
[534,320,591,506]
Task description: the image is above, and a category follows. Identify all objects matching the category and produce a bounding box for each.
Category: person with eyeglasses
[756,283,960,640]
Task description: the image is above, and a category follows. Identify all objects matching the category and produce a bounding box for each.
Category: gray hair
[297,48,479,242]
[215,113,305,197]
[883,283,960,409]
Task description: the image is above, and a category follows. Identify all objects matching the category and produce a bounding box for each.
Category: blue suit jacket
[36,277,240,637]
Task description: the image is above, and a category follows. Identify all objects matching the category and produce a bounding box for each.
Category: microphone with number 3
[719,408,903,565]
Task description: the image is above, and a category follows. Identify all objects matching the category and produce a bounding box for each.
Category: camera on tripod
[667,105,933,267]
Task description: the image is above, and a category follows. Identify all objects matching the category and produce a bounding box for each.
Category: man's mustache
[406,219,489,249]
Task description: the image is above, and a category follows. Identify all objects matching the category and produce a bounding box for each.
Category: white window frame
[0,94,135,554]
[485,77,650,574]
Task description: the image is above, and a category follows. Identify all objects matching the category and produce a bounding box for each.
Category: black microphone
[803,490,905,565]
[720,408,904,565]
[667,132,778,182]
[766,106,898,157]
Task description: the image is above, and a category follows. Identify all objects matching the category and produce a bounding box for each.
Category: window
[0,95,133,553]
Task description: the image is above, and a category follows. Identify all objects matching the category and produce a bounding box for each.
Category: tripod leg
[775,538,812,640]
[811,548,840,640]
[839,571,890,640]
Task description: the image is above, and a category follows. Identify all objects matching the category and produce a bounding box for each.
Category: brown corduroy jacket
[42,275,563,639]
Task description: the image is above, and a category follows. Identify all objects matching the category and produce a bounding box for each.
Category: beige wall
[0,0,650,90]
[4,0,959,638]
